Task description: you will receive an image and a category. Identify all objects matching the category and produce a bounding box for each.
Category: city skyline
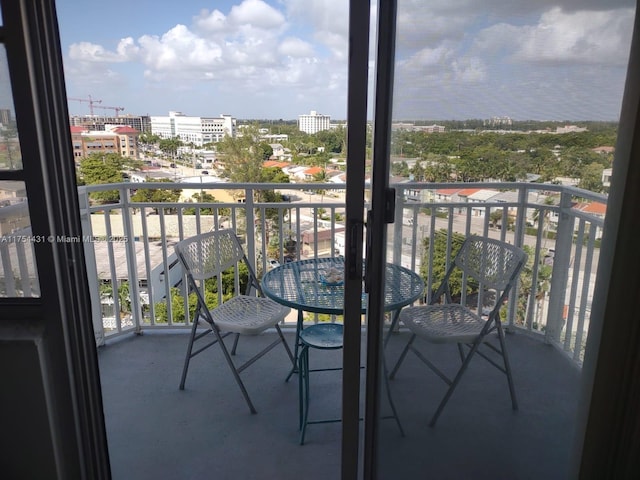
[57,0,635,121]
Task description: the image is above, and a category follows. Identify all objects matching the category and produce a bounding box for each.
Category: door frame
[0,1,110,477]
[341,1,372,477]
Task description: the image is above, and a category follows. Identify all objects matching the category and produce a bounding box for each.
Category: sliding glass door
[363,0,636,478]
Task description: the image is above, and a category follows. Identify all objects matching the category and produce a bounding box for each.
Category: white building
[298,110,331,134]
[602,168,613,188]
[150,111,236,146]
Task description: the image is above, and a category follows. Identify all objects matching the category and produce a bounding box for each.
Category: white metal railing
[0,200,40,297]
[68,181,605,365]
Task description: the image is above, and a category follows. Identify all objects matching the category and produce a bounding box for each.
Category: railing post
[78,187,105,346]
[245,187,256,269]
[392,187,404,266]
[504,186,529,331]
[546,190,574,344]
[122,185,142,334]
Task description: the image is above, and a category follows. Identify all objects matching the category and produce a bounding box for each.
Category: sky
[56,0,636,121]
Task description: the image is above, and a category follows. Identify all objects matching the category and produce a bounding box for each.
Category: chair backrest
[453,235,527,292]
[174,230,246,281]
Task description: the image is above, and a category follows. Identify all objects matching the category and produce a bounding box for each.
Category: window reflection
[0,44,21,171]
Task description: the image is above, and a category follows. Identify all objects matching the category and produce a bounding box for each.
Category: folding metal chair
[390,235,527,426]
[175,230,294,413]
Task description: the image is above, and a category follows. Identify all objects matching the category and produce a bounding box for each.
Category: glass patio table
[261,256,425,443]
[261,256,425,367]
[260,256,424,317]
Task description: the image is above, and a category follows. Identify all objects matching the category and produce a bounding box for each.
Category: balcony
[99,327,580,479]
[1,181,602,477]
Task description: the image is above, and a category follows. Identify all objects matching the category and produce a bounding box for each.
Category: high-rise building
[0,108,12,125]
[150,111,236,146]
[298,110,331,134]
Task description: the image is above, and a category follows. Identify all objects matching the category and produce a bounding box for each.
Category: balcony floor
[98,328,581,479]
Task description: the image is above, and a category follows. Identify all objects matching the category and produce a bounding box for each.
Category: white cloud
[193,9,228,33]
[452,57,487,83]
[284,0,348,60]
[278,37,315,57]
[228,0,286,29]
[69,42,126,63]
[513,7,634,66]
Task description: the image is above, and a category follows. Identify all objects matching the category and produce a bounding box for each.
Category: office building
[150,111,236,146]
[69,114,151,133]
[298,110,331,134]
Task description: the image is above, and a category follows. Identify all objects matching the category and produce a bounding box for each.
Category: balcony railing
[0,181,605,365]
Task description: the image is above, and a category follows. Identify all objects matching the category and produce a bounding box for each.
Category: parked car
[201,171,209,175]
[169,163,176,168]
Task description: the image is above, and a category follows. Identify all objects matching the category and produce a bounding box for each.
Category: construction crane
[93,105,125,117]
[68,95,102,115]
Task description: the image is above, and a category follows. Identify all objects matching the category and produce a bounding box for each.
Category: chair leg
[382,356,404,437]
[429,338,483,427]
[299,345,310,445]
[214,328,257,414]
[286,310,304,382]
[495,321,518,410]
[231,333,240,355]
[275,323,295,366]
[383,310,401,349]
[389,333,417,379]
[179,317,200,390]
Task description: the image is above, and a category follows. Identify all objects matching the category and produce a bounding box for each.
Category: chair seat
[204,295,291,335]
[400,304,484,344]
[299,323,343,350]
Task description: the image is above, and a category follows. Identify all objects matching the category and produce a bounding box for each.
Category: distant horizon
[68,112,621,125]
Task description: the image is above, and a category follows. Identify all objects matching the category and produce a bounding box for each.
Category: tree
[183,192,231,216]
[0,122,21,169]
[130,179,182,213]
[315,128,345,153]
[218,126,264,183]
[257,142,274,160]
[578,162,605,193]
[155,264,249,323]
[78,153,128,203]
[158,137,182,159]
[421,230,467,298]
[139,132,160,145]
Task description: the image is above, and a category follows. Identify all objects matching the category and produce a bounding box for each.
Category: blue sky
[56,0,635,121]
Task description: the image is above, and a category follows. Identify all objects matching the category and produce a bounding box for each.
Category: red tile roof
[263,160,290,168]
[304,166,324,176]
[457,188,481,197]
[112,126,139,134]
[436,188,463,195]
[574,201,607,215]
[70,126,87,133]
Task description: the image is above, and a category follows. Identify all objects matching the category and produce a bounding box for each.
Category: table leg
[383,309,401,349]
[286,309,304,382]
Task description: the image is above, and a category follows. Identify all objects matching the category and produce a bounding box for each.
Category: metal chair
[175,230,294,413]
[390,235,527,426]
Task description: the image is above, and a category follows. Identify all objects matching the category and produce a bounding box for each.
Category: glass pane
[0,44,21,170]
[376,0,635,478]
[0,181,40,297]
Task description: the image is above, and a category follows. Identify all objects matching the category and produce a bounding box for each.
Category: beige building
[70,125,140,160]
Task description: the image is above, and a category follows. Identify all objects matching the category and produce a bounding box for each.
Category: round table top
[260,257,425,316]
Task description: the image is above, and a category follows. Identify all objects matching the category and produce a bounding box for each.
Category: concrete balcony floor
[98,328,581,479]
